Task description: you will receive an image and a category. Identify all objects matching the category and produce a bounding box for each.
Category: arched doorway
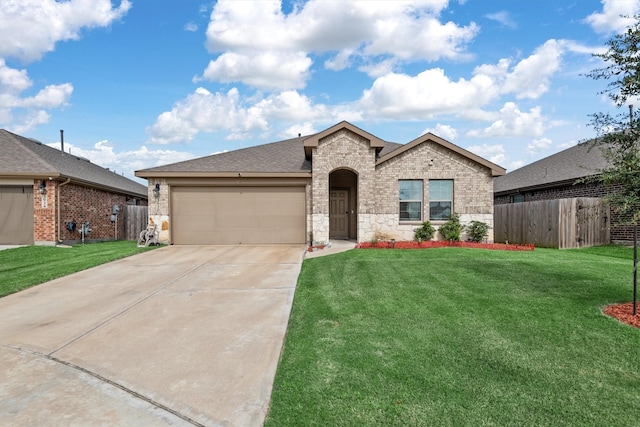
[329,169,358,240]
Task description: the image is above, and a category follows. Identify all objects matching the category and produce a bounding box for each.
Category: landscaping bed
[356,240,535,251]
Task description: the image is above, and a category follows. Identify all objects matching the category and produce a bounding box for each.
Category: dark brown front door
[329,190,349,239]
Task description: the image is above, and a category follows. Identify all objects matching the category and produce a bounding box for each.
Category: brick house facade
[0,129,148,245]
[138,122,504,245]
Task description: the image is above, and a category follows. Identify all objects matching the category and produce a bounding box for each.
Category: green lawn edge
[0,241,159,298]
[266,246,640,426]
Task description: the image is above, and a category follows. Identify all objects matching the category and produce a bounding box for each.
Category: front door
[329,189,349,239]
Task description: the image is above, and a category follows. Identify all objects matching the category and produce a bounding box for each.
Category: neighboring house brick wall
[375,141,495,242]
[33,179,56,245]
[58,183,129,243]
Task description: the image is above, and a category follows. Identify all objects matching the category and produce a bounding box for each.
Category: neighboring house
[136,121,505,245]
[0,129,148,245]
[493,142,632,242]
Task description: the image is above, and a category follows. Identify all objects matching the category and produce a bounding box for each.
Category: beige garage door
[171,186,306,244]
[0,186,34,244]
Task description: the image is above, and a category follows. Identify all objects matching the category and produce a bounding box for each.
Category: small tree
[467,220,490,243]
[584,15,640,315]
[439,213,464,241]
[414,221,436,242]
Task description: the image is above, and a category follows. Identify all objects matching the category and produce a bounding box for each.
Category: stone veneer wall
[147,178,171,243]
[373,141,495,242]
[311,129,377,244]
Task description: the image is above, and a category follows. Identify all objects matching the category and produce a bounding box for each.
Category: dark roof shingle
[494,141,609,194]
[0,129,147,197]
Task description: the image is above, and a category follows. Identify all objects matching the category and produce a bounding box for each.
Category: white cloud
[358,68,497,119]
[146,88,341,144]
[467,102,546,138]
[281,122,318,139]
[425,124,458,141]
[324,49,355,71]
[502,39,565,99]
[485,11,517,29]
[47,140,196,179]
[146,87,269,144]
[585,0,640,34]
[526,137,553,154]
[0,0,131,62]
[465,143,506,165]
[198,51,313,90]
[184,22,198,32]
[0,59,72,131]
[201,0,479,90]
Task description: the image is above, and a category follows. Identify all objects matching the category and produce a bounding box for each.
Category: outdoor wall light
[153,183,160,199]
[38,180,47,194]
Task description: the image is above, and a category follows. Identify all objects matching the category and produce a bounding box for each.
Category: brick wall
[310,130,496,243]
[33,179,147,245]
[375,140,495,241]
[33,179,56,244]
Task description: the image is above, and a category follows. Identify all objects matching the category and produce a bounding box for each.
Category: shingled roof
[136,133,405,177]
[494,141,609,195]
[0,129,148,197]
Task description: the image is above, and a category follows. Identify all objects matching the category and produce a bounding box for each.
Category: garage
[171,186,306,245]
[0,186,34,245]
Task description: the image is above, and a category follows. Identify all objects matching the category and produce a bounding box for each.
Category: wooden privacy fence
[122,205,148,241]
[494,197,609,249]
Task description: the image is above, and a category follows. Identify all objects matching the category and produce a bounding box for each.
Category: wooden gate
[122,205,148,241]
[494,197,609,249]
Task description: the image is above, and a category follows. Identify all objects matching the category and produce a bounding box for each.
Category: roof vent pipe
[60,129,64,153]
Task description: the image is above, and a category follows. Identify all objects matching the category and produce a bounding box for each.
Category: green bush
[439,213,464,241]
[467,220,490,242]
[414,221,436,242]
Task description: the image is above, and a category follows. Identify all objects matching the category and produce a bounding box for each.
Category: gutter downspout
[57,178,71,244]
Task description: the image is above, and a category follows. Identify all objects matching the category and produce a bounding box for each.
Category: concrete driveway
[0,245,305,426]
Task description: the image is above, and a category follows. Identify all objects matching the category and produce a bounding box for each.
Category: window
[399,180,423,221]
[429,180,453,220]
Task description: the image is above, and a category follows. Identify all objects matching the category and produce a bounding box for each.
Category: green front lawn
[0,241,158,297]
[266,246,640,426]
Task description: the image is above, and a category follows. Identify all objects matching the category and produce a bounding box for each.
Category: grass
[0,241,158,298]
[266,245,640,426]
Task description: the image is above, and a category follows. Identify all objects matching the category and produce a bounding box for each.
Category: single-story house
[135,121,505,245]
[0,129,148,245]
[493,141,632,242]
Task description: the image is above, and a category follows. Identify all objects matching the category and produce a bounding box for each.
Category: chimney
[60,129,64,153]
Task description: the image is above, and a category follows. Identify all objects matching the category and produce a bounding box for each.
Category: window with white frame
[429,180,453,220]
[399,180,423,221]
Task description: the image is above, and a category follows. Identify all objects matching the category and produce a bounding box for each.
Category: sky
[1,0,639,184]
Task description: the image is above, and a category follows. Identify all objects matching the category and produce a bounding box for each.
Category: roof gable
[493,141,609,194]
[377,132,506,177]
[303,121,386,159]
[0,129,147,197]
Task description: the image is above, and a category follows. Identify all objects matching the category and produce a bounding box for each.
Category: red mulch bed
[356,240,535,251]
[604,302,640,329]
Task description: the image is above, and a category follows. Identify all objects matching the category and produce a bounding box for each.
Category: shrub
[414,221,436,242]
[439,213,464,241]
[467,220,490,243]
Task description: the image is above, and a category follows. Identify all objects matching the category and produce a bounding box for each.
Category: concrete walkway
[0,245,304,426]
